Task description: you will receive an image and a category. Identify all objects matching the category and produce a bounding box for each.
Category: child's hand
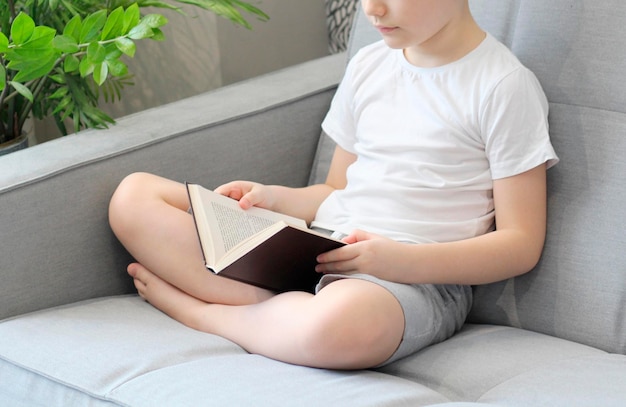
[315,230,408,281]
[214,181,276,210]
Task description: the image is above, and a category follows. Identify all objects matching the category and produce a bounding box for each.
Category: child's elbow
[515,235,547,277]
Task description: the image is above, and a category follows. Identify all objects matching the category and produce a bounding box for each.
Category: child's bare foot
[128,263,214,331]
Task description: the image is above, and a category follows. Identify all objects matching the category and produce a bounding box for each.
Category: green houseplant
[0,0,268,151]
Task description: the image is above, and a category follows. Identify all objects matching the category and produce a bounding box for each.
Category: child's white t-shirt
[312,34,559,244]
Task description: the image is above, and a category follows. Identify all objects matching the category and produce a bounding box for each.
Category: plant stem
[16,77,42,134]
[0,56,7,106]
[0,53,10,142]
[7,0,16,20]
[17,53,67,133]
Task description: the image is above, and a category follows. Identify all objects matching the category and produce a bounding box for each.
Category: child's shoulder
[480,34,525,68]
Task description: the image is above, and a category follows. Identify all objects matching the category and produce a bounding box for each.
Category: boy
[109,0,558,370]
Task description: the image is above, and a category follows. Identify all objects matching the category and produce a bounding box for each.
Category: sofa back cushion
[469,0,626,355]
[315,0,626,354]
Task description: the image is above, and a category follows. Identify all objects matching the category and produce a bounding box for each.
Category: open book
[186,183,345,293]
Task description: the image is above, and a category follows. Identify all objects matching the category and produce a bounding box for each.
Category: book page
[210,201,277,251]
[187,184,308,268]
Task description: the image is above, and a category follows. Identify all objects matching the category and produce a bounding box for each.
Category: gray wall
[216,1,329,85]
[35,0,329,143]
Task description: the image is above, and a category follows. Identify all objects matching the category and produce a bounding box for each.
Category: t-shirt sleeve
[481,67,559,179]
[321,57,359,154]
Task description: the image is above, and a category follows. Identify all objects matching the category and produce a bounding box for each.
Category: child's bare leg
[111,172,405,368]
[109,172,273,305]
[128,263,211,322]
[130,263,404,370]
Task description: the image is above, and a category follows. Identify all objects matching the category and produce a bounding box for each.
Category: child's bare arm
[316,163,548,285]
[215,146,356,224]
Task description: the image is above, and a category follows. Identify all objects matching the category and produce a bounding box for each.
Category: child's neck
[403,19,485,68]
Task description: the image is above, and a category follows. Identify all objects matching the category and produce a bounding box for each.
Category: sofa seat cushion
[477,353,626,406]
[0,295,449,407]
[379,324,623,404]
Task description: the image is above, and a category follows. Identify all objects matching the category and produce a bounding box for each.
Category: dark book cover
[216,225,345,293]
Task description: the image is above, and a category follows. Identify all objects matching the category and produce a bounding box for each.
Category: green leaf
[60,103,74,123]
[0,65,5,91]
[28,26,57,43]
[151,27,165,41]
[5,46,56,62]
[79,58,95,77]
[232,0,271,21]
[92,62,108,86]
[78,105,115,130]
[208,2,250,28]
[11,13,36,44]
[53,35,79,53]
[101,7,125,41]
[104,43,123,60]
[52,94,72,115]
[132,1,180,12]
[64,54,80,72]
[80,9,108,43]
[48,67,67,84]
[114,37,135,57]
[63,15,82,41]
[174,0,269,29]
[5,47,51,66]
[140,14,168,29]
[6,27,57,64]
[106,59,128,77]
[49,87,68,99]
[122,4,141,35]
[87,41,106,64]
[17,29,56,62]
[0,32,8,52]
[58,0,80,17]
[9,80,34,103]
[127,23,154,40]
[49,73,66,84]
[12,53,57,82]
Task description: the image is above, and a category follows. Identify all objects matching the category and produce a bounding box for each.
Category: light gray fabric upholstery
[1,0,625,405]
[476,354,626,406]
[468,0,626,355]
[380,324,606,402]
[0,296,448,407]
[468,0,520,47]
[0,53,345,321]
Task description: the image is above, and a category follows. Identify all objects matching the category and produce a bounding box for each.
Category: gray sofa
[1,1,625,405]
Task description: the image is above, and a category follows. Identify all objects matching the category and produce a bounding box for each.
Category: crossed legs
[109,173,404,369]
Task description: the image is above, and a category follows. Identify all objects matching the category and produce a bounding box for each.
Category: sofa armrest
[0,53,346,320]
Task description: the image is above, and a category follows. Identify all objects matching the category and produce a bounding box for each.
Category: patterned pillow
[325,0,359,53]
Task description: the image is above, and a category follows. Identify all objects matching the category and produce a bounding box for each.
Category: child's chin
[380,37,408,50]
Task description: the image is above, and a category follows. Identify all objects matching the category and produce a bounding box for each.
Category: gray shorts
[313,230,472,366]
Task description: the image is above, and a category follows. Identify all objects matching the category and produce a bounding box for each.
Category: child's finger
[239,185,267,209]
[214,182,243,199]
[316,243,357,265]
[342,229,373,244]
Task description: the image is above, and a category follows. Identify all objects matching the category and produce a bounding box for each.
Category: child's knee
[300,280,404,368]
[300,310,396,369]
[108,172,152,232]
